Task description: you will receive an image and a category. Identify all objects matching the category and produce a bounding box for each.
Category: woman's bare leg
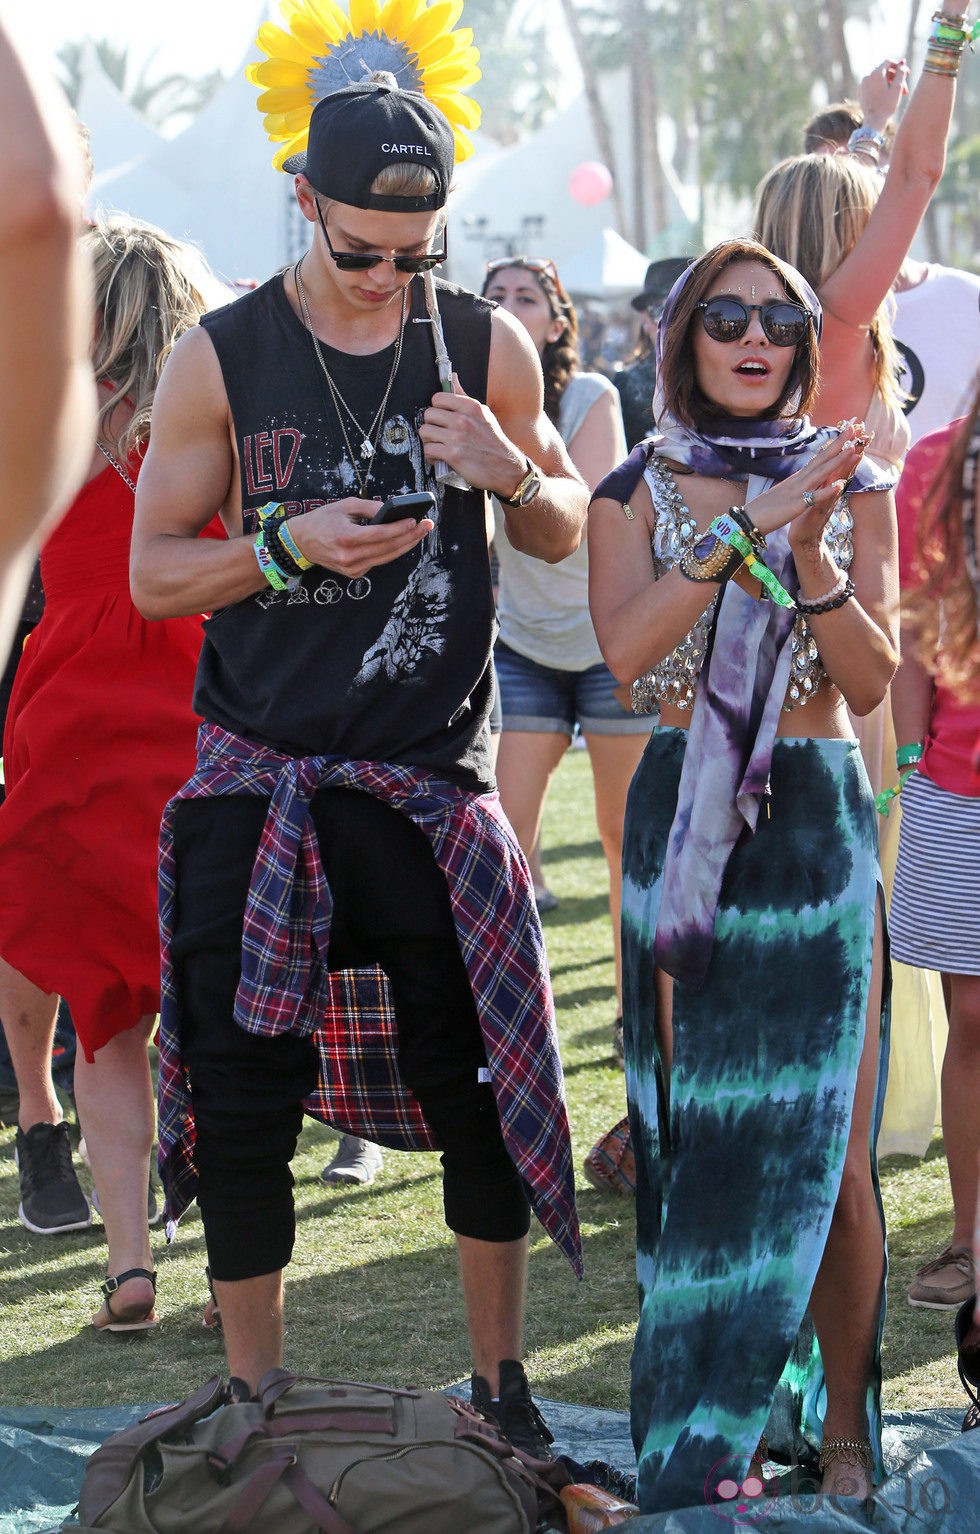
[808,904,886,1496]
[73,1014,157,1325]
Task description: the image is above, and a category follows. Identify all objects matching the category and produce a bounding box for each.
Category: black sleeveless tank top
[195,274,496,791]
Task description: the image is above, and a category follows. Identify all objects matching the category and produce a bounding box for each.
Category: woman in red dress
[0,216,220,1329]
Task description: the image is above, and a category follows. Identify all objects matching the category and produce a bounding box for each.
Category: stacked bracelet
[253,533,297,591]
[875,742,925,816]
[678,531,743,584]
[729,505,767,552]
[923,10,978,75]
[273,521,313,580]
[710,514,796,608]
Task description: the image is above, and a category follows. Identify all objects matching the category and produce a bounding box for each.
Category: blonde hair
[81,215,213,459]
[753,154,905,411]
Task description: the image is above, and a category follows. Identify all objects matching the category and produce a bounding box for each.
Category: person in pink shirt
[889,400,980,1318]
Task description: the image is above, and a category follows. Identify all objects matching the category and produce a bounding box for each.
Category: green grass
[0,749,965,1417]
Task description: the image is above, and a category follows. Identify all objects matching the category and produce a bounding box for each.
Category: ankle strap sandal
[94,1267,158,1333]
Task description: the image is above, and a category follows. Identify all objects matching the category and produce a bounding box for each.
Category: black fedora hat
[630,257,693,312]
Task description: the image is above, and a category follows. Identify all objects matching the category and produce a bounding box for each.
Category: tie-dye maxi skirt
[622,727,889,1515]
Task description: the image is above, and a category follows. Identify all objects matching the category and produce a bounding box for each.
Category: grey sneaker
[15,1121,91,1234]
[470,1359,555,1461]
[321,1135,383,1185]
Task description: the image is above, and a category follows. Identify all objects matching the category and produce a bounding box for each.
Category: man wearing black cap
[131,79,585,1457]
[614,256,692,449]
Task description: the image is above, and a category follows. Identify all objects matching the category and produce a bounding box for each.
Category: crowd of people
[0,0,978,1521]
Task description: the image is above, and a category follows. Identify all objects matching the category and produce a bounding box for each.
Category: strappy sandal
[92,1267,158,1333]
[202,1264,221,1330]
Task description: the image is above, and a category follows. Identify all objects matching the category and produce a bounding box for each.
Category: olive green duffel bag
[65,1370,568,1533]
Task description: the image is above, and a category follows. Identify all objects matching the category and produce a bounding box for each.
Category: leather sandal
[202,1264,221,1330]
[92,1267,158,1333]
[956,1295,980,1432]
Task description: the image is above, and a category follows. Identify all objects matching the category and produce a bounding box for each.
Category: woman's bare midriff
[657,688,855,740]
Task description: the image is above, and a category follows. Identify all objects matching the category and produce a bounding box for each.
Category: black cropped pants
[170,788,530,1282]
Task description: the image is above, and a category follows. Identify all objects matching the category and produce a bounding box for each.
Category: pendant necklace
[294,255,407,495]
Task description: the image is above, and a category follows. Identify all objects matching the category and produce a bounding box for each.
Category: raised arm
[820,14,965,328]
[418,305,587,563]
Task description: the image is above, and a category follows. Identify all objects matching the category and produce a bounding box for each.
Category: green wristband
[709,515,796,609]
[896,742,924,769]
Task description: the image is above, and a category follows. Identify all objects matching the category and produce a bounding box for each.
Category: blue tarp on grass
[0,1398,975,1532]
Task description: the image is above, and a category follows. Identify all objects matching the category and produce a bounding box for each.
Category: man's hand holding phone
[286,493,434,579]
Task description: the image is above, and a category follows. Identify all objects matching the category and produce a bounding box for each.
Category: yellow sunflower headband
[247,0,482,171]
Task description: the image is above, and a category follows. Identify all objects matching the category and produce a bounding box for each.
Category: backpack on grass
[66,1369,569,1534]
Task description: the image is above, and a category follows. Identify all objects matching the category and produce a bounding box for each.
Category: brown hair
[657,238,820,427]
[753,155,904,412]
[81,215,212,459]
[910,380,980,698]
[480,259,581,425]
[802,101,897,157]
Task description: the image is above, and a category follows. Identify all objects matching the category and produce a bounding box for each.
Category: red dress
[0,457,208,1061]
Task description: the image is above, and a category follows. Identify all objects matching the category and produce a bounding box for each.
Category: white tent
[558,228,651,299]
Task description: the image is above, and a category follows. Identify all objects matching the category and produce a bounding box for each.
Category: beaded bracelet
[796,571,848,609]
[796,576,855,615]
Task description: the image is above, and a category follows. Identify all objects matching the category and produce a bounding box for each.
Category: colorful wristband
[895,742,925,769]
[276,519,313,572]
[875,744,924,816]
[253,533,296,592]
[710,515,796,608]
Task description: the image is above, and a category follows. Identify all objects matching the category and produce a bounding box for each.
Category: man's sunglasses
[695,297,813,347]
[316,203,447,273]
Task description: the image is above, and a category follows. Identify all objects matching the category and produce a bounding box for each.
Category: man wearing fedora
[614,256,692,449]
[132,78,585,1458]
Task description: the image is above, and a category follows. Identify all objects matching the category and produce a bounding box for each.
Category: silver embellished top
[631,453,854,714]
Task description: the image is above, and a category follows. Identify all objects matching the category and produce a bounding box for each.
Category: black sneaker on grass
[470,1358,555,1461]
[15,1121,91,1234]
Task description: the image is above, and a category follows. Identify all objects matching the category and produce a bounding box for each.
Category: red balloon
[568,161,613,206]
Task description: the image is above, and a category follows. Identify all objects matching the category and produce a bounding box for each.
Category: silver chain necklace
[294,256,407,495]
[96,441,138,493]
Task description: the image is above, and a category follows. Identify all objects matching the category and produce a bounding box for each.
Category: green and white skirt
[622,727,889,1515]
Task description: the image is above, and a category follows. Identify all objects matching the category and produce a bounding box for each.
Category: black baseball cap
[630,257,693,312]
[282,82,454,212]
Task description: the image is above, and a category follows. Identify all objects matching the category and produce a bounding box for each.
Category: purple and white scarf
[646,257,895,988]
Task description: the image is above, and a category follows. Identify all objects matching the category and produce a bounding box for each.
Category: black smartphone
[369,492,436,525]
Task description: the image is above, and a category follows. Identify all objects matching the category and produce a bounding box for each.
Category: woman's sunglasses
[485,255,560,282]
[695,297,812,347]
[316,203,447,273]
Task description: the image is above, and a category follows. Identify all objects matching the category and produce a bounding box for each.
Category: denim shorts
[494,638,654,737]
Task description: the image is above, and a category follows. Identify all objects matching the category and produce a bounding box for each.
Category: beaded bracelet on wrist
[729,505,767,552]
[796,576,855,614]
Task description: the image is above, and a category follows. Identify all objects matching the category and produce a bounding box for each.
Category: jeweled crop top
[631,453,854,714]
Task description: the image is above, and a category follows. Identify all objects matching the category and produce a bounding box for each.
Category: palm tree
[57,40,224,132]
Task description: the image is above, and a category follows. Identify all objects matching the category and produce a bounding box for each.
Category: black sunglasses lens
[334,253,380,271]
[760,303,808,346]
[395,255,441,273]
[701,299,749,341]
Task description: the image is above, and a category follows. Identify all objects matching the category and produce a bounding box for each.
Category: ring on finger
[802,489,816,508]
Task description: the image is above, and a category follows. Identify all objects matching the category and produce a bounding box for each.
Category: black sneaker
[15,1121,91,1234]
[470,1359,555,1461]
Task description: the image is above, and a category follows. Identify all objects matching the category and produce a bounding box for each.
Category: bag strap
[217,1450,357,1534]
[257,1367,417,1415]
[208,1410,398,1479]
[77,1376,228,1526]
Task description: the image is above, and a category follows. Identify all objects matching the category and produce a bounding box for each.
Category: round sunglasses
[695,297,812,347]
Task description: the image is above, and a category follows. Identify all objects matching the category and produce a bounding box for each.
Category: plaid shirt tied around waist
[157,721,582,1276]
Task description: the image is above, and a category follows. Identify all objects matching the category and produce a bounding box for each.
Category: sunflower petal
[255,22,315,66]
[428,89,481,130]
[421,56,481,88]
[348,0,383,35]
[248,60,313,89]
[403,0,465,53]
[378,0,428,39]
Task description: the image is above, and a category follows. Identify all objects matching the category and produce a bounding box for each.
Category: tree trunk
[623,0,667,245]
[906,0,929,64]
[825,0,855,97]
[556,0,627,234]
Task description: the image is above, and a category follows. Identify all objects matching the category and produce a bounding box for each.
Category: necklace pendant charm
[359,438,373,460]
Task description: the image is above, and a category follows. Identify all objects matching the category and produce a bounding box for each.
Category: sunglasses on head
[485,255,560,282]
[695,296,812,347]
[316,203,447,274]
